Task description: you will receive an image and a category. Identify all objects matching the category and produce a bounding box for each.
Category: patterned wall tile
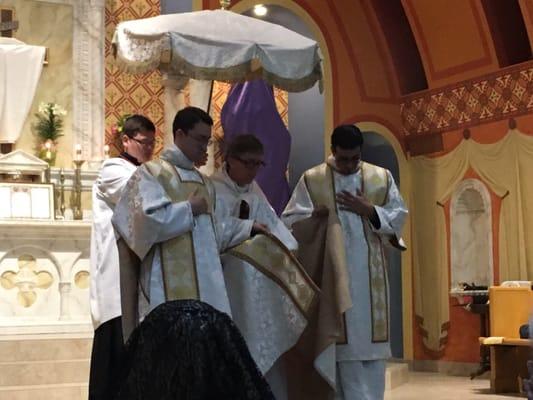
[401,61,533,137]
[105,0,165,156]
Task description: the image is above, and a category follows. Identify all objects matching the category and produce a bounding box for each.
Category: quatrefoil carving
[0,255,53,307]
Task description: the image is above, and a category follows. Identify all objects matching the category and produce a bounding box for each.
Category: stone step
[0,359,90,387]
[0,333,92,362]
[0,383,88,400]
[386,362,410,391]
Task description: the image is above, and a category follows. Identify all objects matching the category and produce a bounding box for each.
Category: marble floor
[386,372,525,399]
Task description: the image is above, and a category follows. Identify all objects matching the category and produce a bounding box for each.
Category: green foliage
[34,103,66,142]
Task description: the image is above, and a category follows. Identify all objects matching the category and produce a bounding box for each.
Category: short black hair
[331,124,363,150]
[122,115,156,138]
[172,106,213,137]
[225,134,264,160]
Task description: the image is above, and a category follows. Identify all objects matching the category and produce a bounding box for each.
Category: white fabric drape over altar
[0,38,45,143]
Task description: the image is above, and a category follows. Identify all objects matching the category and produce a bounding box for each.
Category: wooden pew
[480,286,533,393]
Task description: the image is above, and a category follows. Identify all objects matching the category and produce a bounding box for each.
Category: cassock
[282,160,407,400]
[211,166,318,399]
[89,155,138,400]
[90,156,137,329]
[112,144,253,340]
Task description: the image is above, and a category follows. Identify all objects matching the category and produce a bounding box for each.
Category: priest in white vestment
[89,115,156,400]
[211,135,318,399]
[112,107,268,341]
[282,125,407,400]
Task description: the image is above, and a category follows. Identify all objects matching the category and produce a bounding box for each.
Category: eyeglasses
[130,137,155,147]
[233,156,266,169]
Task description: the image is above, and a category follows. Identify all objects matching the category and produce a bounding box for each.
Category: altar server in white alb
[89,115,156,400]
[211,134,318,399]
[282,125,408,400]
[111,107,269,341]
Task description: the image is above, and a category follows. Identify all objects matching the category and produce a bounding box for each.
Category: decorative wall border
[400,61,533,136]
[72,0,106,163]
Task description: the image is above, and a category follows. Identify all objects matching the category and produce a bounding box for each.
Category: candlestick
[75,144,82,161]
[72,160,84,220]
[59,168,66,218]
[104,144,110,159]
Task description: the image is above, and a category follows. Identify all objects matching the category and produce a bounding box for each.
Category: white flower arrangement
[34,102,67,164]
[35,102,67,142]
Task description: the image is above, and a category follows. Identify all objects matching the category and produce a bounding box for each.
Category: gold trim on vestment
[304,162,391,343]
[227,232,320,319]
[144,158,215,301]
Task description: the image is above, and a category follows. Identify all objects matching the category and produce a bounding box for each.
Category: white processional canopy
[112,9,323,92]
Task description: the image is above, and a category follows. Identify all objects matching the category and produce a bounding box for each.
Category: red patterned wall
[105,0,165,156]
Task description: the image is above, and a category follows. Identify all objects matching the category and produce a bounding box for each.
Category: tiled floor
[385,372,525,399]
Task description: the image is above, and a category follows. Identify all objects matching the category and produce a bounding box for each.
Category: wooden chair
[479,286,533,393]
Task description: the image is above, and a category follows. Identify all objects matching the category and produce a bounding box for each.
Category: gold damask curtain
[410,130,533,351]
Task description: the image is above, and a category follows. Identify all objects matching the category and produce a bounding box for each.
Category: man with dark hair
[89,114,156,400]
[283,124,408,400]
[211,134,318,399]
[112,107,268,344]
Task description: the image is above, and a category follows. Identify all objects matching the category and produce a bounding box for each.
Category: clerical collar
[160,143,194,170]
[326,155,361,176]
[220,163,251,194]
[120,151,141,166]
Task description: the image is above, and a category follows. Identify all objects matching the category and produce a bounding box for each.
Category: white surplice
[211,167,306,378]
[90,157,137,329]
[282,165,407,400]
[112,145,253,323]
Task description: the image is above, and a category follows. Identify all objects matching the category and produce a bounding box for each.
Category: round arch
[352,120,414,360]
[226,0,334,147]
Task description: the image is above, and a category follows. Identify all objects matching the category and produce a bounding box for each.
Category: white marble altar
[0,220,92,334]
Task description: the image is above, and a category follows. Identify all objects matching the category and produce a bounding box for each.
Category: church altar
[0,219,92,334]
[0,150,95,335]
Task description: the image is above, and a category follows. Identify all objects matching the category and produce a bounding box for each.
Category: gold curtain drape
[410,130,533,351]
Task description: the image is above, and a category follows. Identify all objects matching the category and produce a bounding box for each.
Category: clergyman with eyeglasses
[111,107,270,347]
[89,114,156,400]
[210,134,318,399]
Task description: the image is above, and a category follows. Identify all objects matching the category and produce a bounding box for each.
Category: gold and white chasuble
[211,167,319,375]
[283,161,407,371]
[112,145,253,338]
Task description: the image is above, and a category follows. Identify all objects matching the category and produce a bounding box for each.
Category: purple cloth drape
[221,80,291,215]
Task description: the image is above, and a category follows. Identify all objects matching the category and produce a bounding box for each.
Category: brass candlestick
[72,160,85,220]
[59,168,66,218]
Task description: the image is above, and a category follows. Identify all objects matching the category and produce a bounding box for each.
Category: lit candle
[45,141,52,160]
[75,144,82,161]
[103,144,110,159]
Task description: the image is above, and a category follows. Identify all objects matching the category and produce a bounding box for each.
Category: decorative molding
[72,0,106,162]
[401,61,533,136]
[0,226,91,328]
[40,0,105,161]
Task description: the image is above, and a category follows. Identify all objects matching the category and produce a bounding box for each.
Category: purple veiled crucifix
[221,79,291,215]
